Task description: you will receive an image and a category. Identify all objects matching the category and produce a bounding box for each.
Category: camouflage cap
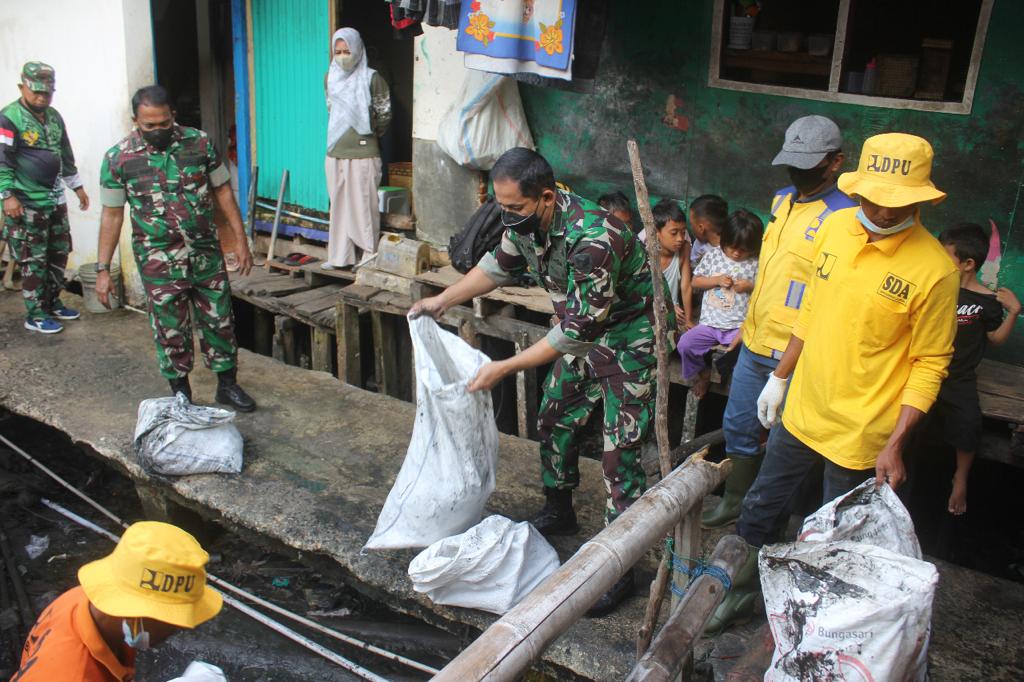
[21,62,55,93]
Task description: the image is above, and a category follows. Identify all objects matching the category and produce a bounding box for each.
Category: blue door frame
[231,0,252,222]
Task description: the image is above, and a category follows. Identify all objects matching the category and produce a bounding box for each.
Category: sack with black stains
[760,479,936,681]
[133,394,243,475]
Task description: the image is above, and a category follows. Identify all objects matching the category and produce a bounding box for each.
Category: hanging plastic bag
[436,71,535,170]
[364,316,499,550]
[133,394,243,476]
[408,515,560,614]
[760,479,936,682]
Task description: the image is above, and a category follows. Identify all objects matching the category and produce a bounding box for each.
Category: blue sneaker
[24,318,64,334]
[50,304,81,320]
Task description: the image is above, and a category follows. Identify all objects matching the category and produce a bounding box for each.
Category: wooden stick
[431,456,729,682]
[265,168,288,271]
[626,535,750,682]
[628,139,681,658]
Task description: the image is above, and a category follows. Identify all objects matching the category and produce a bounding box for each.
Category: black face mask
[501,205,543,236]
[142,126,174,151]
[787,164,830,196]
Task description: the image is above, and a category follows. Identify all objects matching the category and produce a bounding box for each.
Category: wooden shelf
[723,48,831,76]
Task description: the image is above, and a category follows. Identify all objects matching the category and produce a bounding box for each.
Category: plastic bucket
[78,263,124,313]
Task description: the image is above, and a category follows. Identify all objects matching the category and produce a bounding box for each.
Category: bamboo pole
[628,138,688,657]
[626,536,750,682]
[432,455,729,682]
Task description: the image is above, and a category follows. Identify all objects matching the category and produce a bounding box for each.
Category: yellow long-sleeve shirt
[782,207,959,470]
[741,185,856,357]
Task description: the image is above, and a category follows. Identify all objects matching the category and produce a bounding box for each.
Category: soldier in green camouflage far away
[410,148,671,617]
[0,62,90,334]
[96,85,256,412]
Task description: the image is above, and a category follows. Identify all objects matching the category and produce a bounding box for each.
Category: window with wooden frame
[708,0,993,114]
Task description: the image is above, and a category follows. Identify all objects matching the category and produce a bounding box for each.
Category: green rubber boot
[704,545,760,636]
[701,454,761,529]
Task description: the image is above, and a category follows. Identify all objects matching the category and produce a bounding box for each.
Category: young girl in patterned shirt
[676,209,762,398]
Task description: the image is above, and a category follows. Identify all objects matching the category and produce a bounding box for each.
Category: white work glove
[757,373,788,429]
[166,662,227,682]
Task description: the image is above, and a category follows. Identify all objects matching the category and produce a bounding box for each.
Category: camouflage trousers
[2,204,71,320]
[538,356,655,524]
[137,245,238,379]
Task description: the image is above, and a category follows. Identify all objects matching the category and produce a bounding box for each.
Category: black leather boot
[530,487,579,537]
[215,368,256,412]
[586,568,635,618]
[168,376,192,402]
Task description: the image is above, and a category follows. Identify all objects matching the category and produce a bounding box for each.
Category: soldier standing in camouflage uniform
[0,62,89,334]
[411,148,670,616]
[96,86,256,411]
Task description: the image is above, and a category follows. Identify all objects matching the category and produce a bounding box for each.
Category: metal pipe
[254,200,330,226]
[626,535,750,682]
[432,454,729,682]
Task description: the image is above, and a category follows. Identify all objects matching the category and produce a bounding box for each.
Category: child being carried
[676,209,762,398]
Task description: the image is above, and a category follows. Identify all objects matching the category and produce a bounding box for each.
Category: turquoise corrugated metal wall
[252,0,330,211]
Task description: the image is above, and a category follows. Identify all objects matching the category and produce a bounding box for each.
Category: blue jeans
[736,423,873,547]
[722,344,779,457]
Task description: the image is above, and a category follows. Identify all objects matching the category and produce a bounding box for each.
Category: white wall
[0,0,154,294]
[412,25,470,141]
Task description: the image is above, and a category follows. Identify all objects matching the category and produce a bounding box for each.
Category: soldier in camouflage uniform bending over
[96,86,256,412]
[410,148,670,616]
[1,62,90,334]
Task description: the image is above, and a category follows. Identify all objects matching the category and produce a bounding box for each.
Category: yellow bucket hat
[78,521,222,629]
[838,133,946,207]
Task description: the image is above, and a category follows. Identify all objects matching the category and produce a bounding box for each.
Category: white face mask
[334,54,358,71]
[122,618,151,650]
[856,207,916,236]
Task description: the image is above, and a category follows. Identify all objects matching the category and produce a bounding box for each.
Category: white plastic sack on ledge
[364,316,499,550]
[408,515,560,614]
[133,394,243,476]
[761,479,936,682]
[166,661,227,682]
[436,71,535,171]
[798,478,922,558]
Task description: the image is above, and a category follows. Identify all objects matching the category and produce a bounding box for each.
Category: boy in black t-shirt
[937,224,1021,514]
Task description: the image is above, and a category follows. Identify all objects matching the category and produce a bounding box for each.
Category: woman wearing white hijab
[323,27,391,268]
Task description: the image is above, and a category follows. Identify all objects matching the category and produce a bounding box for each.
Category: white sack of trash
[133,393,243,476]
[364,316,499,550]
[761,479,937,682]
[408,515,560,614]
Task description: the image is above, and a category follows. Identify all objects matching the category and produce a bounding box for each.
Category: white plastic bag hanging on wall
[408,515,560,614]
[364,316,499,550]
[436,71,535,170]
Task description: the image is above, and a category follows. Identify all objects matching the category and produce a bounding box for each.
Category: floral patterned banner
[456,0,576,72]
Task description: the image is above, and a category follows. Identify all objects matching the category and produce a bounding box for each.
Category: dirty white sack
[797,478,922,558]
[364,316,499,550]
[165,661,227,682]
[761,479,936,682]
[408,515,559,614]
[436,71,534,170]
[133,394,243,476]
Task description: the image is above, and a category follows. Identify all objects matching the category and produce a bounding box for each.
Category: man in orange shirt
[12,521,222,681]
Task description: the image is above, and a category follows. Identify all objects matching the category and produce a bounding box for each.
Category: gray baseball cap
[771,115,842,169]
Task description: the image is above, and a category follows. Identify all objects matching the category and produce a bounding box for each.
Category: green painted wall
[519,0,1024,365]
[252,0,330,211]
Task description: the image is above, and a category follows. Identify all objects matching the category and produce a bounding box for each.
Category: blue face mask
[122,618,151,650]
[856,208,915,236]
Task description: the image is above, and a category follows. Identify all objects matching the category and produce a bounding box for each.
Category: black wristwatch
[95,262,111,273]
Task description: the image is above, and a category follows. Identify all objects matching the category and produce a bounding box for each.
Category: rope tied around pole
[664,537,733,598]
